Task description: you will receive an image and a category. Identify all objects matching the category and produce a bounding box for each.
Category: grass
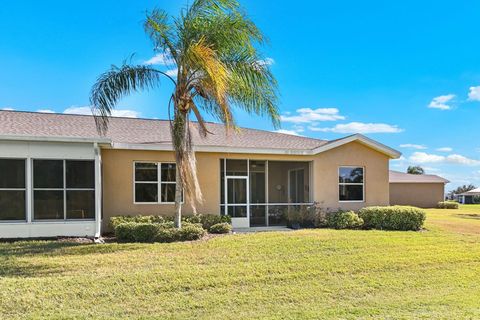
[1,206,480,319]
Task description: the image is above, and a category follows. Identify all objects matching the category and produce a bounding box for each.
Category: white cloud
[274,129,301,136]
[428,94,455,110]
[256,57,275,66]
[1,107,15,111]
[280,108,345,124]
[409,152,480,166]
[468,86,480,101]
[399,144,427,150]
[436,147,452,152]
[143,52,175,66]
[446,154,480,166]
[37,109,55,113]
[63,106,140,118]
[310,122,403,134]
[409,152,445,163]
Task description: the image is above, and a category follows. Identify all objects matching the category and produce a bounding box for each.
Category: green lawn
[1,207,480,319]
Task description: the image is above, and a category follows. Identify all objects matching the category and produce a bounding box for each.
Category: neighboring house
[456,188,480,204]
[389,170,449,208]
[0,110,401,238]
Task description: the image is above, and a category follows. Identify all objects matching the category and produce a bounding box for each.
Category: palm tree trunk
[174,161,183,229]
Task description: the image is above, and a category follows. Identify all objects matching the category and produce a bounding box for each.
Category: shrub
[110,215,166,229]
[154,227,179,243]
[114,221,206,243]
[209,222,232,234]
[131,223,160,243]
[358,206,426,231]
[326,211,364,229]
[114,222,138,243]
[185,214,231,230]
[178,224,206,241]
[437,201,459,209]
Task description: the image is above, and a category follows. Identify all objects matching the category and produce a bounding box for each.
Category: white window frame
[32,159,96,221]
[133,161,180,205]
[0,158,27,222]
[338,166,365,203]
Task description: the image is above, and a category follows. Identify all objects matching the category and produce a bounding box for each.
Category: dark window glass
[339,185,364,201]
[135,184,158,203]
[34,160,63,188]
[66,161,94,188]
[135,163,158,182]
[161,184,176,202]
[66,190,95,219]
[339,167,364,183]
[250,161,266,204]
[34,190,64,220]
[227,178,247,204]
[161,163,176,182]
[227,206,247,218]
[0,191,26,220]
[220,160,225,204]
[226,160,247,176]
[0,159,25,188]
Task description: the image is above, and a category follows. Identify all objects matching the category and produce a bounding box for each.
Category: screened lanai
[220,159,312,228]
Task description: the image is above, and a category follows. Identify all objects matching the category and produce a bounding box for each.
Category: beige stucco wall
[101,141,390,229]
[390,183,445,208]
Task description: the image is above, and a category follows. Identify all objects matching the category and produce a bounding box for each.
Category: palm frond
[144,9,178,60]
[90,64,161,134]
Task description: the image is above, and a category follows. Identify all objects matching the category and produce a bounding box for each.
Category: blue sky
[1,0,480,190]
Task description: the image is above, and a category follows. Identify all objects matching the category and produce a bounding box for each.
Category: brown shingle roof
[389,170,449,184]
[0,110,328,150]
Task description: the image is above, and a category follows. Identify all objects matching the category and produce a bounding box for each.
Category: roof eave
[0,134,111,144]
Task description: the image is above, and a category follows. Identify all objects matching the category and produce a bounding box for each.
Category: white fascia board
[111,143,314,155]
[0,134,111,144]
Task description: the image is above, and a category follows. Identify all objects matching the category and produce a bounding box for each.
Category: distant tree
[407,166,425,175]
[447,184,477,199]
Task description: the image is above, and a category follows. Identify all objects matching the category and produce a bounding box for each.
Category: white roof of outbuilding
[459,188,480,195]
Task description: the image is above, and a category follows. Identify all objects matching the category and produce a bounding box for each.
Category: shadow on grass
[0,240,145,278]
[455,214,480,220]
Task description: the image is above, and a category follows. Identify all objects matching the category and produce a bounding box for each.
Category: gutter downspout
[94,143,102,240]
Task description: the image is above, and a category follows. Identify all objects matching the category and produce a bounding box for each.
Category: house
[456,188,480,204]
[389,170,449,208]
[0,110,402,238]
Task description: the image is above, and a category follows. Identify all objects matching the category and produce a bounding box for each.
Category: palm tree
[90,0,279,228]
[407,166,425,175]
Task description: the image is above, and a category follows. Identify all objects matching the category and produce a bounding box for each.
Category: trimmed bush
[437,201,459,209]
[110,214,231,232]
[114,221,206,243]
[178,224,206,241]
[110,215,166,229]
[326,211,364,229]
[358,206,426,231]
[185,214,232,230]
[114,222,138,243]
[209,222,232,234]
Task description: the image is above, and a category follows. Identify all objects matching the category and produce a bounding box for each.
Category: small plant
[114,221,206,243]
[326,211,364,229]
[358,206,426,231]
[437,201,459,209]
[209,222,232,234]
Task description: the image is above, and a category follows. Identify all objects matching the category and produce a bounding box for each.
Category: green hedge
[110,214,231,231]
[358,206,426,231]
[115,222,205,243]
[208,222,232,234]
[437,201,459,209]
[326,211,363,229]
